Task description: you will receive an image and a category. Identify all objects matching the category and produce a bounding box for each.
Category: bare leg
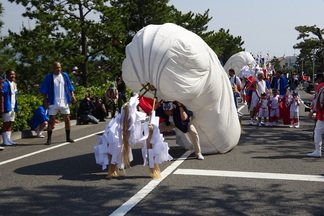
[63,114,71,130]
[45,115,56,145]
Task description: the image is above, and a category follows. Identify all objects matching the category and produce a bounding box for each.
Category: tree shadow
[14,146,186,181]
[129,182,324,215]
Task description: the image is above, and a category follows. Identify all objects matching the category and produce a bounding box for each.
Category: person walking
[249,71,266,125]
[228,68,242,108]
[307,74,324,157]
[288,90,300,128]
[39,62,77,145]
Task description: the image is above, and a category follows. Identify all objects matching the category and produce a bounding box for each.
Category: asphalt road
[1,89,323,216]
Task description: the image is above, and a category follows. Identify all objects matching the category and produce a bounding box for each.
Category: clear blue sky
[2,0,324,58]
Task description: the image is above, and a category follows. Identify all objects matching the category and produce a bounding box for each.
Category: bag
[233,76,242,91]
[232,83,240,94]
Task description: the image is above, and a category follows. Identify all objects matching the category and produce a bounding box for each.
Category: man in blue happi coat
[273,70,289,96]
[39,62,77,145]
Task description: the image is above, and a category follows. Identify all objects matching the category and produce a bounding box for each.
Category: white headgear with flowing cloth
[122,23,240,154]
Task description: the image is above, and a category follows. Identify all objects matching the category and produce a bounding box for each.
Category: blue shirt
[274,76,289,96]
[265,79,271,91]
[39,72,74,105]
[1,80,18,113]
[30,105,49,130]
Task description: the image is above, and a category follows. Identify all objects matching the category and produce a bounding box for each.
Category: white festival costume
[94,94,172,170]
[122,23,240,154]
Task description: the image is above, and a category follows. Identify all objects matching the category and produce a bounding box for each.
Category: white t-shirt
[269,95,280,109]
[229,76,242,88]
[53,74,68,108]
[257,79,266,94]
[259,98,268,109]
[9,81,16,110]
[289,97,300,112]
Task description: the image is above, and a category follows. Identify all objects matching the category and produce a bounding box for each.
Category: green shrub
[2,94,43,131]
[4,82,120,132]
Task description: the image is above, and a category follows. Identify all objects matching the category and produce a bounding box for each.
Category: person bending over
[156,101,204,160]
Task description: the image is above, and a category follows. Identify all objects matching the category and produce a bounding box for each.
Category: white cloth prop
[224,51,256,75]
[94,94,172,170]
[140,111,173,168]
[239,65,255,79]
[122,23,240,154]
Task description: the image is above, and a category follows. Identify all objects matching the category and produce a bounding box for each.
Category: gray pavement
[1,88,323,216]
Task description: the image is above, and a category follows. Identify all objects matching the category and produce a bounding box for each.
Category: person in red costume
[307,73,324,157]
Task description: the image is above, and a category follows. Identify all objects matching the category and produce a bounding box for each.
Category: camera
[304,100,313,112]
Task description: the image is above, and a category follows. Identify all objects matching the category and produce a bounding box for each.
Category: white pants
[49,104,70,115]
[314,120,324,147]
[270,108,280,117]
[159,121,201,155]
[290,111,299,119]
[2,112,15,122]
[258,108,268,118]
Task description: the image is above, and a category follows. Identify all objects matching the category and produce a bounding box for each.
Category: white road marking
[174,169,324,182]
[109,150,192,216]
[238,104,245,112]
[0,131,104,166]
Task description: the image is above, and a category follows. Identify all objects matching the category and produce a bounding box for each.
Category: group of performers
[229,65,301,127]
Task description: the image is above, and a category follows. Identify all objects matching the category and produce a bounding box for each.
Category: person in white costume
[249,71,266,125]
[122,23,240,154]
[268,88,280,126]
[94,94,173,173]
[257,92,269,126]
[287,90,300,128]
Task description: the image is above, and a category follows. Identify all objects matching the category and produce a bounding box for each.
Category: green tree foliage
[0,2,3,29]
[206,28,245,63]
[1,0,247,131]
[294,25,324,72]
[5,0,245,87]
[173,9,214,40]
[270,57,282,71]
[108,0,174,44]
[0,3,17,75]
[7,0,115,87]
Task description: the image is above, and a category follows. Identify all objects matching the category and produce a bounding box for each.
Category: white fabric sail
[122,23,240,154]
[223,51,256,75]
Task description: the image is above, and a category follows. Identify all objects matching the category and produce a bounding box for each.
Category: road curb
[4,120,77,142]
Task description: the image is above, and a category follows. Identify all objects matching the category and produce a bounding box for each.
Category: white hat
[257,71,263,75]
[72,66,78,71]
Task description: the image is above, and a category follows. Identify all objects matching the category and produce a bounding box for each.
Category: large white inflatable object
[122,23,240,154]
[223,51,256,75]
